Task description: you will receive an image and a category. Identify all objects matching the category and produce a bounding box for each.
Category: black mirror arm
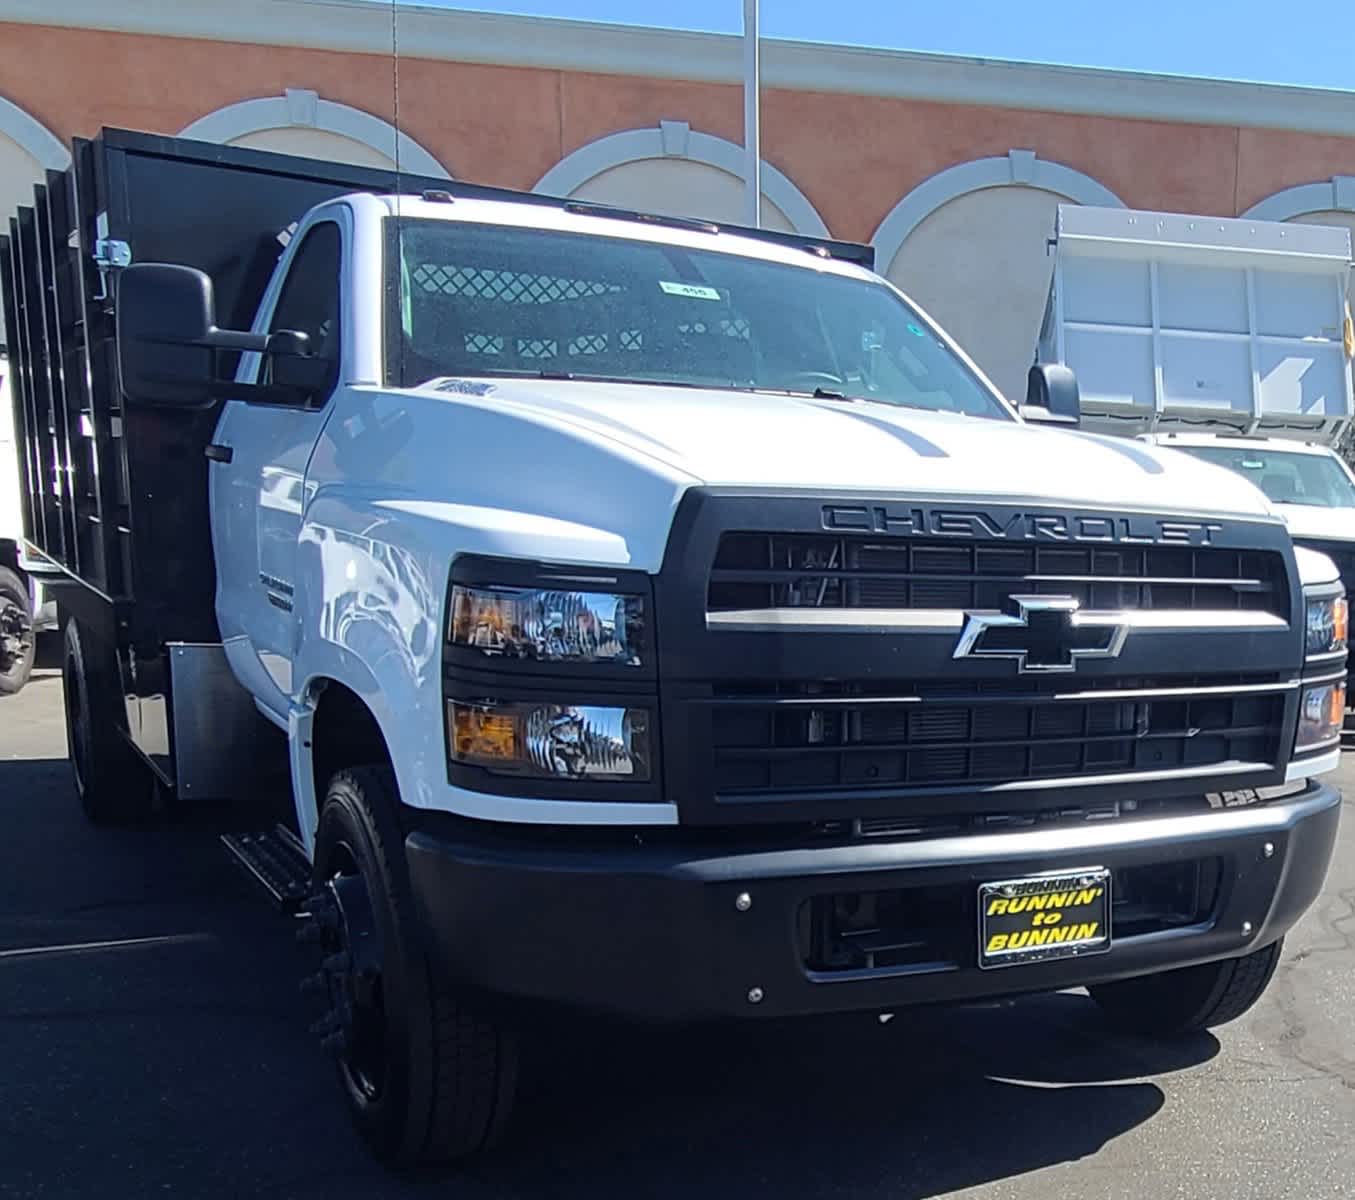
[201,327,271,353]
[131,328,269,354]
[184,326,308,354]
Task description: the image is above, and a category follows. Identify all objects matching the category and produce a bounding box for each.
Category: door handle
[205,443,234,464]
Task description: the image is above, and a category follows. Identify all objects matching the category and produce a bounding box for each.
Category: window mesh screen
[411,263,620,305]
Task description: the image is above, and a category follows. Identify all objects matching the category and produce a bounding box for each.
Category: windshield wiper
[811,387,849,400]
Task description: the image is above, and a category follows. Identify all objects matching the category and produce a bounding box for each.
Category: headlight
[1295,680,1346,752]
[450,700,652,781]
[450,585,645,666]
[1305,594,1348,657]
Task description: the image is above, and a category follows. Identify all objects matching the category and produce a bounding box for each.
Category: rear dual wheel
[62,619,152,824]
[0,566,35,695]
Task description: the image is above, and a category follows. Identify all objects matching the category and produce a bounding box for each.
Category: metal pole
[743,0,761,228]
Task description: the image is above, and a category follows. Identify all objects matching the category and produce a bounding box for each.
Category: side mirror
[116,264,269,408]
[117,264,217,407]
[1020,363,1081,427]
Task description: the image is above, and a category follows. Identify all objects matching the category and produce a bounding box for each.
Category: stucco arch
[1241,177,1355,222]
[0,95,68,173]
[869,151,1124,403]
[870,150,1125,275]
[533,121,829,237]
[1240,182,1355,278]
[177,89,450,177]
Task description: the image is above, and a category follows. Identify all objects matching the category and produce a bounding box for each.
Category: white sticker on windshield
[659,281,720,301]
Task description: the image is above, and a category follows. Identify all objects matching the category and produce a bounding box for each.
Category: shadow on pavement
[0,748,1218,1200]
[454,1000,1217,1200]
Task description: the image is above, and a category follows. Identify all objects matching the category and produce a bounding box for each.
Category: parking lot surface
[3,661,1354,1200]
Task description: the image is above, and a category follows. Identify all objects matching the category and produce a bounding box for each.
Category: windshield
[1176,444,1355,508]
[385,218,1011,420]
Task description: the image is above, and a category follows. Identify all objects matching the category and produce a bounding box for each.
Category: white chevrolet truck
[2,131,1345,1167]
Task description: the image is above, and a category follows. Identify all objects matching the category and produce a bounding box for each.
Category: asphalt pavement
[2,655,1354,1199]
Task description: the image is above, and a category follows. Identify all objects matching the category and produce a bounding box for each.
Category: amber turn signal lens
[1330,681,1347,730]
[452,706,520,764]
[449,700,651,781]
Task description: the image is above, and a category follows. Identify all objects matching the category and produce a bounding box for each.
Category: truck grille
[710,678,1285,798]
[709,533,1288,617]
[656,494,1300,823]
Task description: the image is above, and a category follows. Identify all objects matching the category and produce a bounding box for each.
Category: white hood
[1269,502,1355,543]
[420,378,1276,519]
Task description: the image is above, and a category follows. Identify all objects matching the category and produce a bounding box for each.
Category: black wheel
[62,619,150,824]
[0,566,35,696]
[304,765,517,1165]
[1091,939,1284,1035]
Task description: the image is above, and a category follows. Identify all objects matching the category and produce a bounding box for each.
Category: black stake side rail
[1,139,126,610]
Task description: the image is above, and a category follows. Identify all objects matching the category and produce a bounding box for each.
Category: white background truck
[0,359,56,692]
[2,130,1346,1167]
[1038,206,1355,573]
[1039,204,1355,720]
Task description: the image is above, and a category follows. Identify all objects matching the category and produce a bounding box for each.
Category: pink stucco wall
[3,21,1354,241]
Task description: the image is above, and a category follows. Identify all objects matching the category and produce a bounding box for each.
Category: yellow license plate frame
[978,868,1112,969]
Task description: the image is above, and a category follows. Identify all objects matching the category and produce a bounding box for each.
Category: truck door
[210,218,344,721]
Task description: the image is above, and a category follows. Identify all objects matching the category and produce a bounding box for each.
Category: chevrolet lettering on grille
[953,596,1130,673]
[822,505,1223,546]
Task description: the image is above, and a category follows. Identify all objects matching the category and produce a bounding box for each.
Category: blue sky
[387,1,1355,90]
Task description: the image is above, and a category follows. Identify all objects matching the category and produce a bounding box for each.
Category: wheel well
[309,681,392,802]
[0,539,21,575]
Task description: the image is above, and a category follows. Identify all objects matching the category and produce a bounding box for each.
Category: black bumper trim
[406,780,1340,1022]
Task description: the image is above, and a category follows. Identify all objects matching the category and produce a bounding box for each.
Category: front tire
[1090,939,1284,1035]
[62,619,150,823]
[0,566,35,695]
[307,766,517,1165]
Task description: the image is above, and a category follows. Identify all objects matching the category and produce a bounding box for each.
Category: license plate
[979,868,1112,969]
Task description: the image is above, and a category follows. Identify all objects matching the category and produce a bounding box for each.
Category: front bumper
[406,781,1340,1022]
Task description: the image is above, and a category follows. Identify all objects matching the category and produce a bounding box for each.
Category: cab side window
[267,221,342,398]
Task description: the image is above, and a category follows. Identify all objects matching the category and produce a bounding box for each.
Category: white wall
[0,366,23,542]
[0,134,45,239]
[883,185,1062,404]
[565,158,796,232]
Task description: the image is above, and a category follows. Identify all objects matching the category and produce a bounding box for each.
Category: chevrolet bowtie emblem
[952,595,1130,673]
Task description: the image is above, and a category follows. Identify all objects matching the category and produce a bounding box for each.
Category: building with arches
[3,1,1355,397]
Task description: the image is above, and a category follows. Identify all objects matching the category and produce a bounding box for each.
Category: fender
[287,381,693,824]
[288,639,391,856]
[291,484,684,825]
